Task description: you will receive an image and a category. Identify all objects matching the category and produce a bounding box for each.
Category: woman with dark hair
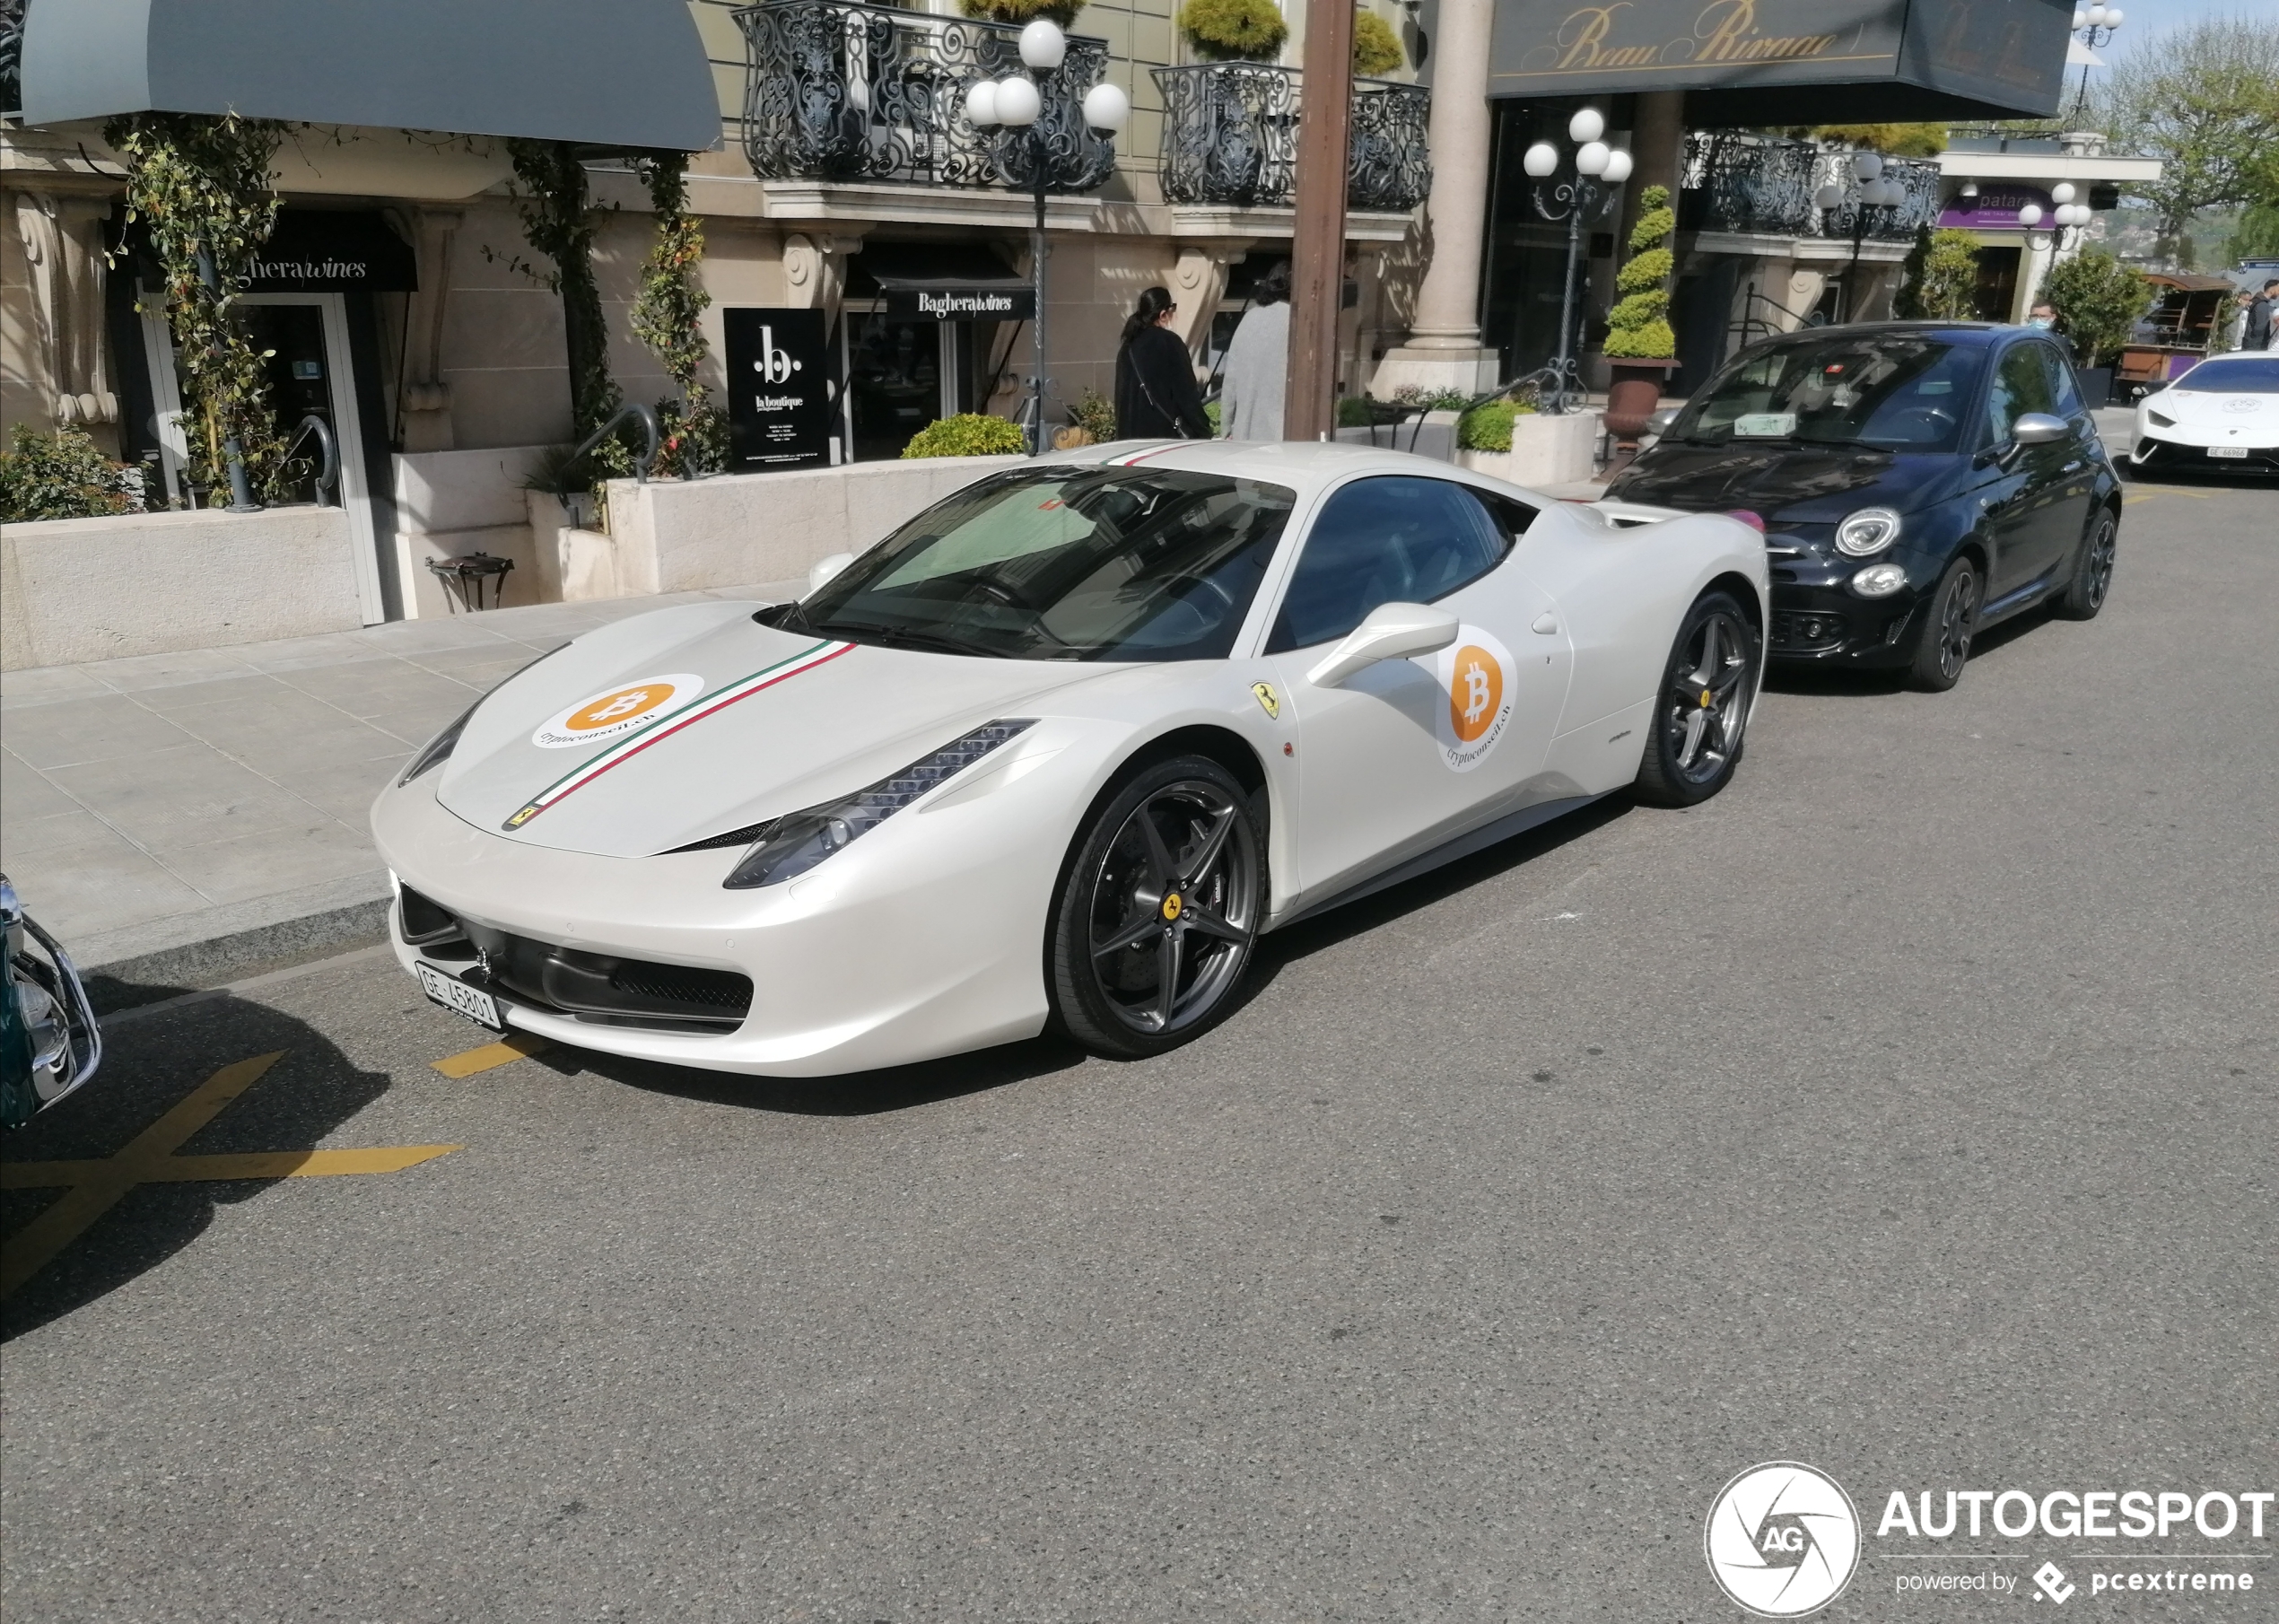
[1113,285,1212,440]
[1217,258,1289,441]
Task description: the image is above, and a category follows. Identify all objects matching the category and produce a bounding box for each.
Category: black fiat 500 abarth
[1604,323,2120,691]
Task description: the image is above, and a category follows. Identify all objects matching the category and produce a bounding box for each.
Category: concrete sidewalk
[1,581,799,974]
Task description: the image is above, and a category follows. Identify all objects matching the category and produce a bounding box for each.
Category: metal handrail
[286,413,340,506]
[567,401,662,484]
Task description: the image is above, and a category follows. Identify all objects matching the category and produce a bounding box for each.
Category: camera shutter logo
[1704,1462,1862,1617]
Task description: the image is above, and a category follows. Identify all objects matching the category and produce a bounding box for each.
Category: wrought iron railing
[1680,134,1939,241]
[1151,64,1430,213]
[737,0,1115,192]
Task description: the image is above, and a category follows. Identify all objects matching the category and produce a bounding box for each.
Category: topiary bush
[0,423,151,522]
[1892,225,1981,321]
[962,0,1085,25]
[1352,9,1404,75]
[1178,0,1287,60]
[1605,184,1677,359]
[903,414,1028,458]
[2042,249,2152,369]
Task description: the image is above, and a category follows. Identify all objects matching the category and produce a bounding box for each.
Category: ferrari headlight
[397,643,566,786]
[723,719,1036,889]
[1850,563,1908,598]
[2146,410,2175,428]
[1834,506,1903,556]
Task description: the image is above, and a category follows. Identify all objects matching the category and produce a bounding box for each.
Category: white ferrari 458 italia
[373,441,1767,1076]
[2127,351,2279,478]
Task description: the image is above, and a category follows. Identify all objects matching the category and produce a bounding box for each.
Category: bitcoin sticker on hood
[1428,628,1516,773]
[532,674,704,749]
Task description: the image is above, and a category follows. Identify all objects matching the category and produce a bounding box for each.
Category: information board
[722,308,834,471]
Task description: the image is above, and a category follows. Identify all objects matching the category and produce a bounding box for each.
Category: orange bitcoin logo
[1448,645,1503,743]
[566,685,672,732]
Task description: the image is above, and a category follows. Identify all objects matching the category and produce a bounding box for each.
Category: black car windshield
[785,466,1296,661]
[2173,356,2279,393]
[1675,333,1985,453]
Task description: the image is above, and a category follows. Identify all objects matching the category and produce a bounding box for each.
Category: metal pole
[1031,155,1048,455]
[1550,187,1585,414]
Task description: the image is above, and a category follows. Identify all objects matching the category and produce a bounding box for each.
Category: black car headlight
[723,720,1036,890]
[1834,507,1903,557]
[397,644,566,786]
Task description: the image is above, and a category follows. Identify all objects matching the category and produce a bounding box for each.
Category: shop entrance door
[842,310,975,462]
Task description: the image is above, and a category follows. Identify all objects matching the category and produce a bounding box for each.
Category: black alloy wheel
[1635,590,1759,808]
[1908,555,1978,692]
[1050,755,1264,1058]
[2057,507,2117,620]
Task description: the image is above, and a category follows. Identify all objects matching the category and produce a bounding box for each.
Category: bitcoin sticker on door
[1427,629,1517,773]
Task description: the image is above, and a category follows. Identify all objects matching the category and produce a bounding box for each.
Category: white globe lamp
[2018,202,2044,227]
[1568,107,1605,144]
[1601,148,1634,185]
[993,74,1042,127]
[964,79,1000,127]
[1082,82,1131,133]
[1523,141,1559,178]
[1576,141,1610,177]
[1018,18,1067,70]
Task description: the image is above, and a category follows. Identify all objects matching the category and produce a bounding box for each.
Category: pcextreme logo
[1706,1462,1863,1617]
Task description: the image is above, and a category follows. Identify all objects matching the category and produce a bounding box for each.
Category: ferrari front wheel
[1050,755,1263,1059]
[1634,590,1759,808]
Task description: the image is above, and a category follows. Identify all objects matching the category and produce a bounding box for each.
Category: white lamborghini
[2127,352,2279,478]
[373,441,1767,1076]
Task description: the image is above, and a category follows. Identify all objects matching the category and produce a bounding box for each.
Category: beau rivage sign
[1489,0,2070,108]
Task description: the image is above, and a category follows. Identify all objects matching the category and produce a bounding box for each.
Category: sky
[2089,0,2279,68]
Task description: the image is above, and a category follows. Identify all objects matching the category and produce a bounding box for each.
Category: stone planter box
[1453,411,1602,489]
[2,504,362,670]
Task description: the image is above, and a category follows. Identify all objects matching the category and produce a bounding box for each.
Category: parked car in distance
[2126,352,2279,479]
[373,442,1767,1079]
[2,875,102,1130]
[1603,322,2121,692]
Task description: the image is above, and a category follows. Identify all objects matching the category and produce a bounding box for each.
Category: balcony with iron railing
[1151,63,1430,214]
[737,0,1116,192]
[1680,134,1940,242]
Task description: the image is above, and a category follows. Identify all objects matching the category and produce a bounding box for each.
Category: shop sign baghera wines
[723,308,834,470]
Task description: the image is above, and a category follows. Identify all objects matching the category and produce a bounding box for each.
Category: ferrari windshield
[2172,357,2279,393]
[785,467,1296,661]
[1675,333,1984,452]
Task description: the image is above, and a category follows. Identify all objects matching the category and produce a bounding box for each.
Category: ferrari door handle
[1531,613,1559,635]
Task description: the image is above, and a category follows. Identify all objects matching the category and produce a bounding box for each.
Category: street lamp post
[2068,4,2125,126]
[1522,108,1633,415]
[2020,183,2093,254]
[1815,152,1906,322]
[965,25,1129,455]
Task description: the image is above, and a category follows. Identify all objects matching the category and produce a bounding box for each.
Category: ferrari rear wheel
[1050,755,1263,1059]
[1634,591,1759,808]
[2056,507,2117,620]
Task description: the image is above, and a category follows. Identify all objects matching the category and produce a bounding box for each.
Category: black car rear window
[1673,334,1986,454]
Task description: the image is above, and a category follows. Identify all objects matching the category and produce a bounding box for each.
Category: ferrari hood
[434,601,1097,858]
[1608,441,1960,521]
[2148,386,2277,424]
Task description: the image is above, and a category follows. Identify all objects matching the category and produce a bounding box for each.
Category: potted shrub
[1352,9,1404,76]
[903,414,1028,458]
[1893,225,1981,320]
[962,0,1087,27]
[1602,183,1679,464]
[2042,249,2151,409]
[1177,0,1286,60]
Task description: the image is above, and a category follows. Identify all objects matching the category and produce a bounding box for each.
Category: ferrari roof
[1043,438,1469,490]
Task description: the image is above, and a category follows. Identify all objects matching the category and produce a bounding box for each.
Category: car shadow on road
[1762,604,2060,698]
[1,997,394,1341]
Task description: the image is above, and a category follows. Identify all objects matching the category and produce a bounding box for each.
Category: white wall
[3,505,362,669]
[390,444,549,617]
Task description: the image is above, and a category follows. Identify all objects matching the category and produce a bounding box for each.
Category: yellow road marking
[0,1051,460,1298]
[431,1032,553,1078]
[2122,488,2213,503]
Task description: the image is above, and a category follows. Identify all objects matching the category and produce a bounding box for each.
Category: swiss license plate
[2207,446,2248,458]
[415,962,504,1030]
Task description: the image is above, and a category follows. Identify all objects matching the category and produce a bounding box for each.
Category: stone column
[14,191,119,433]
[394,207,461,453]
[1368,0,1497,397]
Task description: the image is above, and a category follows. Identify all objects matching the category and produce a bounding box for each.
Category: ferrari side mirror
[807,552,855,593]
[2012,413,2070,446]
[1306,602,1461,688]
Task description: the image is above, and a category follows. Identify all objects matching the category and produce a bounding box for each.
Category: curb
[83,897,394,1016]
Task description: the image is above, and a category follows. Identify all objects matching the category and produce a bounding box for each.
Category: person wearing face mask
[2026,301,2057,331]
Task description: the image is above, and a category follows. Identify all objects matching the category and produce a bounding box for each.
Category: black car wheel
[1049,755,1263,1058]
[1908,555,1978,692]
[1635,591,1759,808]
[2056,507,2117,620]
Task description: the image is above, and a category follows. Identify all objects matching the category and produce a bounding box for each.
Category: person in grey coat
[1217,261,1290,441]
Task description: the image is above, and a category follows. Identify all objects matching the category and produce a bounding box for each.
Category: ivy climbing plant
[629,152,724,478]
[103,111,291,502]
[503,139,620,439]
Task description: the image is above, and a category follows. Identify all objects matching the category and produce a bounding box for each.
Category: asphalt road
[4,478,2274,1622]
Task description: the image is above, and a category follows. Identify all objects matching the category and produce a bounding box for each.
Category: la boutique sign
[1488,0,2068,109]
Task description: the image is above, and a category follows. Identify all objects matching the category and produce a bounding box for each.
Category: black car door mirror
[1646,407,1681,437]
[2012,413,2070,446]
